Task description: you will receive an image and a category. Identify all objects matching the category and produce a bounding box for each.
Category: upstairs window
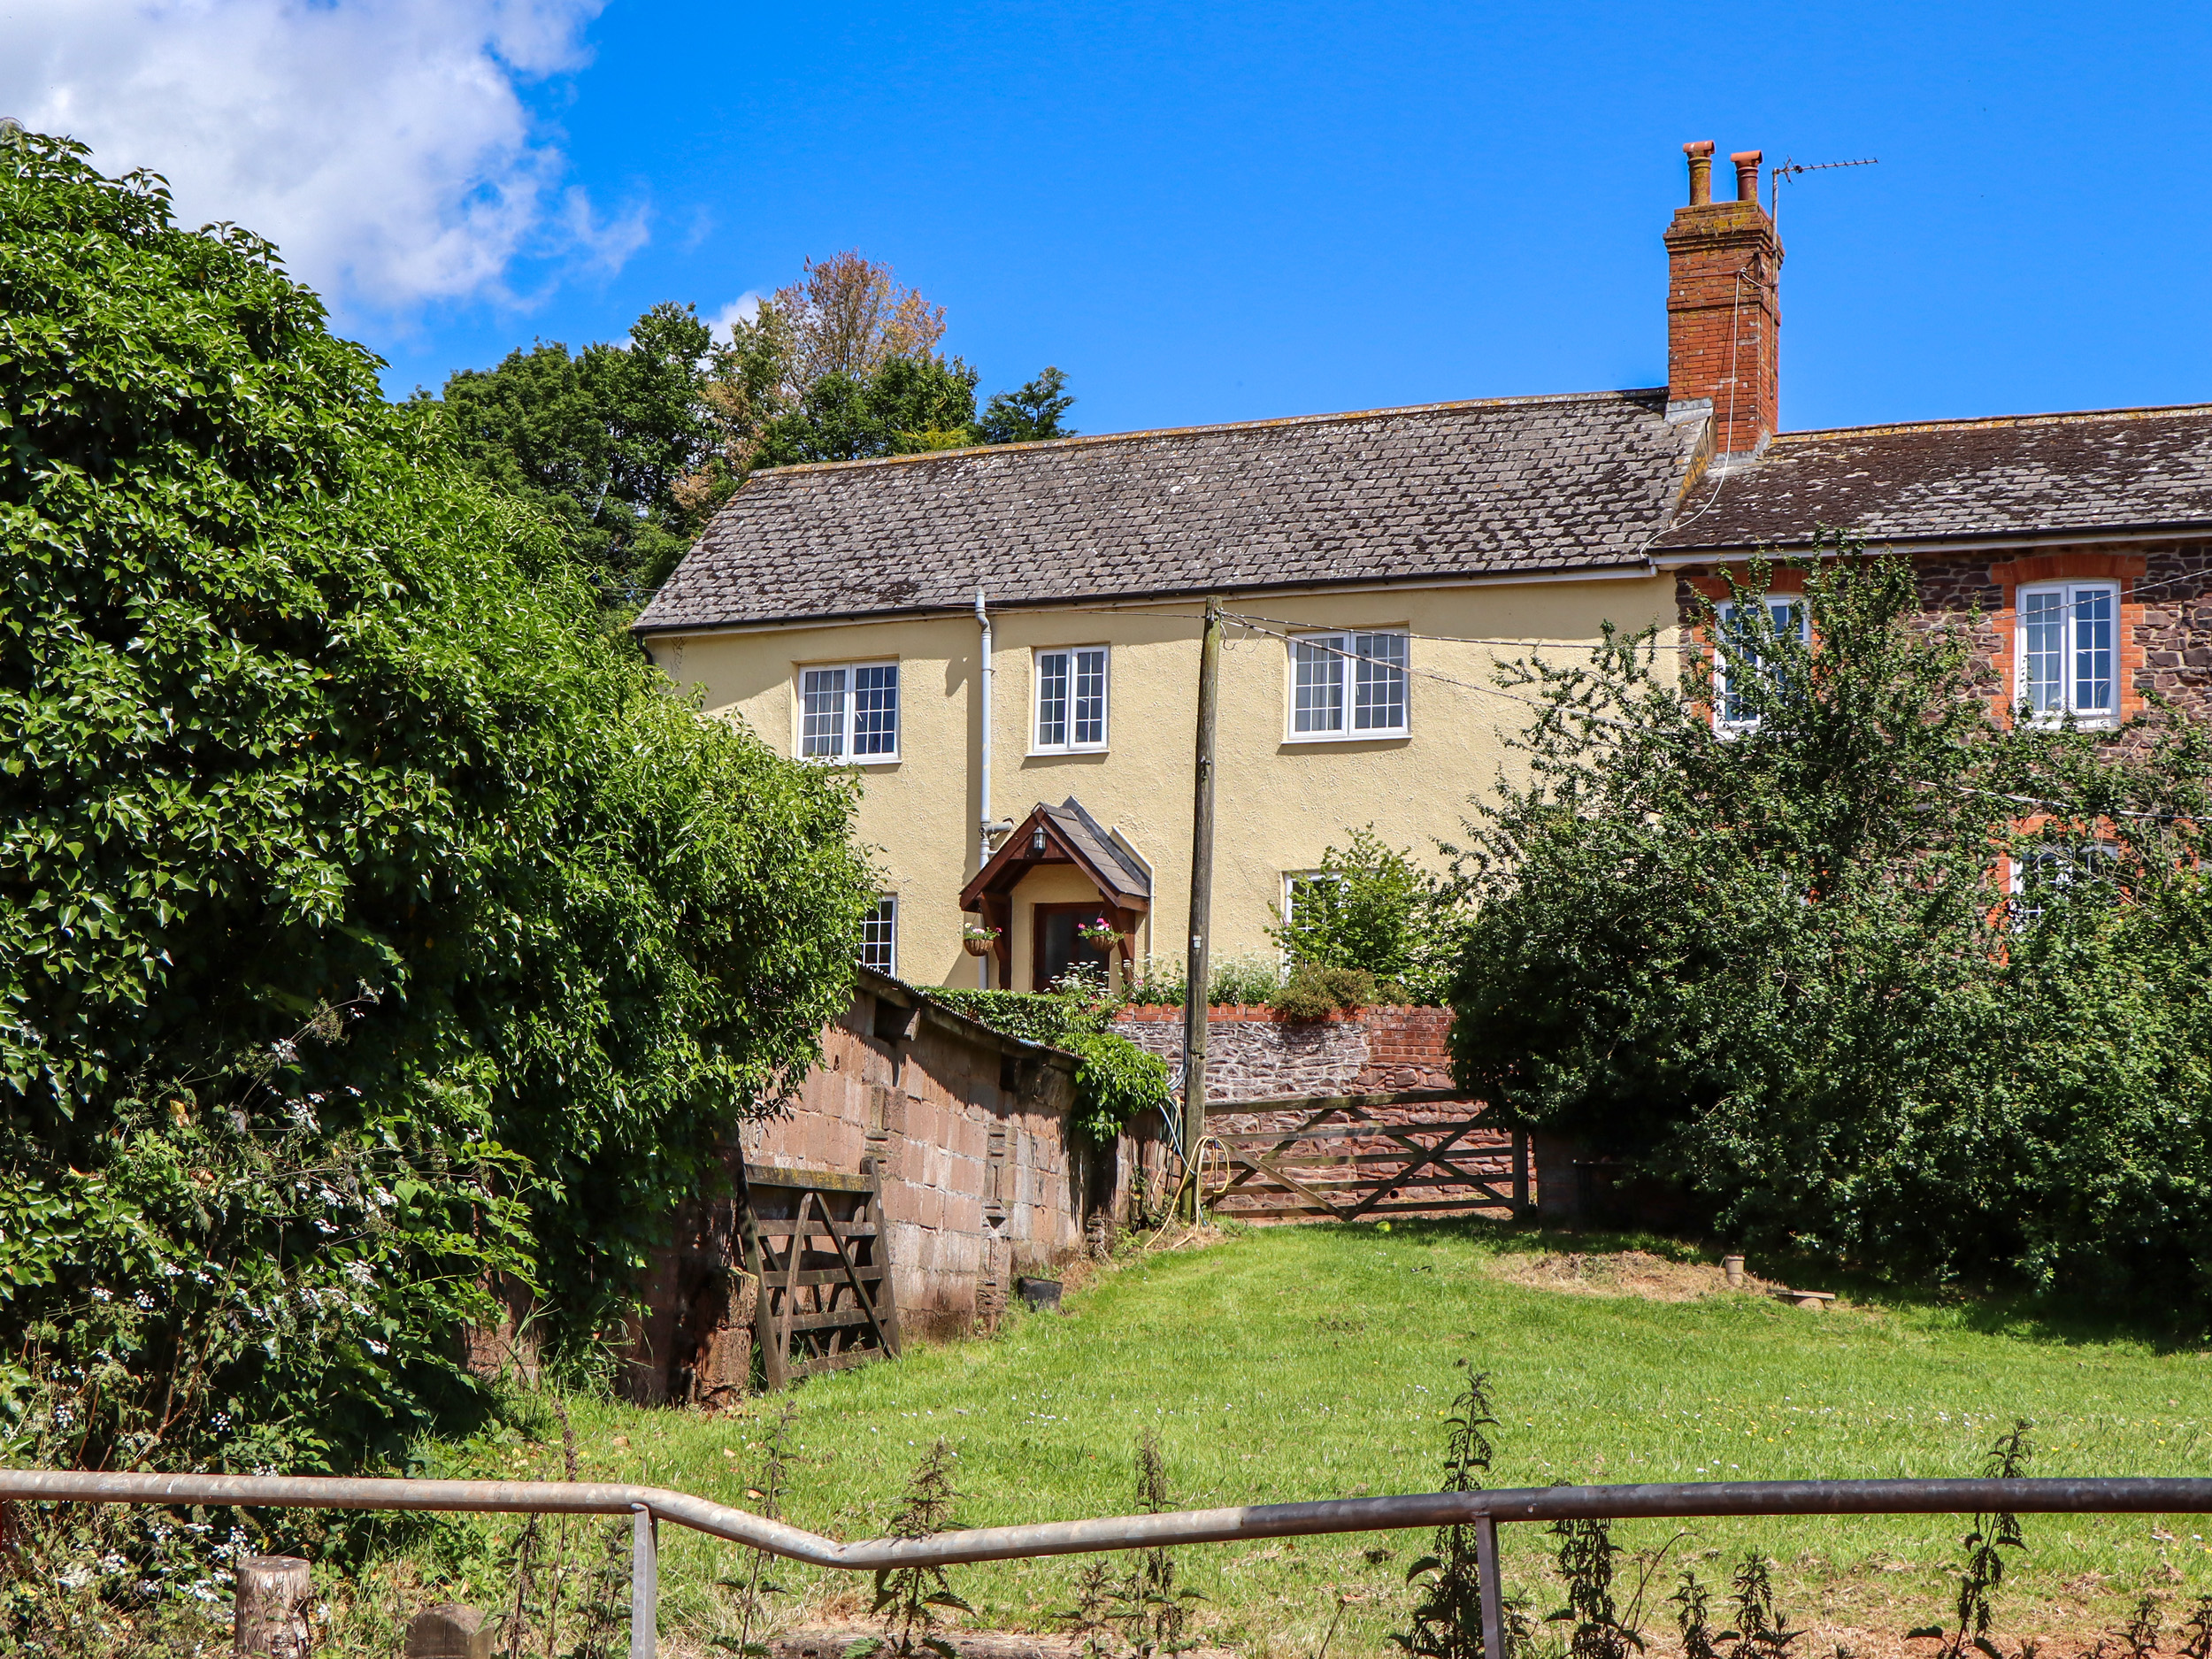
[857,895,897,973]
[1715,596,1809,729]
[1034,646,1109,752]
[1289,631,1409,738]
[799,661,900,760]
[2017,581,2118,725]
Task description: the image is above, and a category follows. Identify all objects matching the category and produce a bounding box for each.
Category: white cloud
[709,291,764,341]
[0,0,636,314]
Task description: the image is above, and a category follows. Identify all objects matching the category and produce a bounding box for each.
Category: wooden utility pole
[1179,597,1224,1219]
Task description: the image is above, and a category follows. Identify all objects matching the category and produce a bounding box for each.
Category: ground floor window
[859,895,897,974]
[2009,843,2119,928]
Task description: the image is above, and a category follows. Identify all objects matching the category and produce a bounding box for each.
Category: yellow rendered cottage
[632,143,1777,990]
[641,142,2212,991]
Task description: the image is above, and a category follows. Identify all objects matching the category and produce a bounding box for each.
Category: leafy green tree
[725,253,1076,467]
[976,366,1076,445]
[1450,544,2212,1315]
[1271,826,1457,1002]
[755,355,985,466]
[0,132,876,1475]
[438,300,733,600]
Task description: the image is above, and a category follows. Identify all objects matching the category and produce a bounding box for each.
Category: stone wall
[1109,1003,1455,1102]
[618,972,1099,1405]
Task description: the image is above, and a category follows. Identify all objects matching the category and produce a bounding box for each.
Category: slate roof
[634,389,1702,632]
[1655,403,2212,555]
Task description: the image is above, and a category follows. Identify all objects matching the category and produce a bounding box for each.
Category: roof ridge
[746,387,1671,480]
[1775,400,2212,444]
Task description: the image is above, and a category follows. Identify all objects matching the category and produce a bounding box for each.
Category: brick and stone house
[635,139,2212,991]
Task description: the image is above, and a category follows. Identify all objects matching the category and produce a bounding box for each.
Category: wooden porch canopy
[958,796,1150,987]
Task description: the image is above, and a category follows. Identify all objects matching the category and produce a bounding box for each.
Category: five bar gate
[736,1161,902,1391]
[11,1469,2209,1659]
[1205,1087,1532,1223]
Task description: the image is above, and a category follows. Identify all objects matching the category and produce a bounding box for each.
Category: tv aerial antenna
[1770,155,1878,230]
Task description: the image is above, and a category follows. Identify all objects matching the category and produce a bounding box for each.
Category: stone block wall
[617,972,1095,1405]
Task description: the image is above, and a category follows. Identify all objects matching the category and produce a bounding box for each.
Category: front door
[1031,903,1105,991]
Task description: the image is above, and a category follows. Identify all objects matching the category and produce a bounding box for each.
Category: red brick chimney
[1665,142,1783,463]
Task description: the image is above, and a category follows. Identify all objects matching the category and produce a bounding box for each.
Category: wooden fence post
[405,1604,495,1658]
[234,1553,312,1655]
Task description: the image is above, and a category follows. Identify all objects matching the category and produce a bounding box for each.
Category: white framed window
[858,895,897,974]
[1279,870,1341,949]
[1033,646,1110,752]
[1287,630,1409,739]
[798,660,900,761]
[2008,843,2119,929]
[1715,596,1809,729]
[2016,582,2118,725]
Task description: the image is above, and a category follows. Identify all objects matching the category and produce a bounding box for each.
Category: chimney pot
[1732,150,1763,204]
[1684,141,1715,205]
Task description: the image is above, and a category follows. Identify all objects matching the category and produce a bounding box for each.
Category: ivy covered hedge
[927,990,1171,1142]
[0,133,876,1483]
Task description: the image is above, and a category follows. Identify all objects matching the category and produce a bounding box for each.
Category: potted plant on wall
[1076,915,1122,954]
[962,922,1002,957]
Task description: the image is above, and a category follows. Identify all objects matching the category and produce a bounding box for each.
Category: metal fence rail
[8,1471,2209,1659]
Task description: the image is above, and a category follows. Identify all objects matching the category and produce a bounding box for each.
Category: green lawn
[389,1221,2212,1659]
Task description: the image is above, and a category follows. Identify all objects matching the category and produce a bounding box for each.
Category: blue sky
[15,1,2212,437]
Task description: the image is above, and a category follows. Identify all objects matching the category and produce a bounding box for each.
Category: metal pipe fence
[7,1471,2209,1659]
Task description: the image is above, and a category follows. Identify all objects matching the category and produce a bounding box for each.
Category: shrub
[0,131,874,1479]
[1449,542,2212,1316]
[1271,827,1459,1003]
[1271,964,1378,1022]
[1127,949,1285,1009]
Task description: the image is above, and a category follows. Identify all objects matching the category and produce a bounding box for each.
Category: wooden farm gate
[736,1160,903,1390]
[1204,1088,1532,1225]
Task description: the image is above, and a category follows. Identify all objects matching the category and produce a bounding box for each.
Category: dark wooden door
[1031,902,1109,990]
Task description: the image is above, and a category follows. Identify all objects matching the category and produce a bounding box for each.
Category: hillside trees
[439,300,728,599]
[0,132,875,1476]
[724,250,1076,467]
[1450,548,2212,1317]
[439,253,1076,595]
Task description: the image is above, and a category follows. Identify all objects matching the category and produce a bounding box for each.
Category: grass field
[377,1220,2212,1659]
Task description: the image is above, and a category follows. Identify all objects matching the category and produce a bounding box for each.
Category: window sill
[2020,715,2119,733]
[800,755,902,768]
[1280,731,1410,747]
[1025,747,1110,759]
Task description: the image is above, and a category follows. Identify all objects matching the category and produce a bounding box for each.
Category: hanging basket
[1077,920,1121,954]
[962,927,1001,957]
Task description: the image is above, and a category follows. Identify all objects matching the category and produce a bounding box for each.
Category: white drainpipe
[975,588,995,988]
